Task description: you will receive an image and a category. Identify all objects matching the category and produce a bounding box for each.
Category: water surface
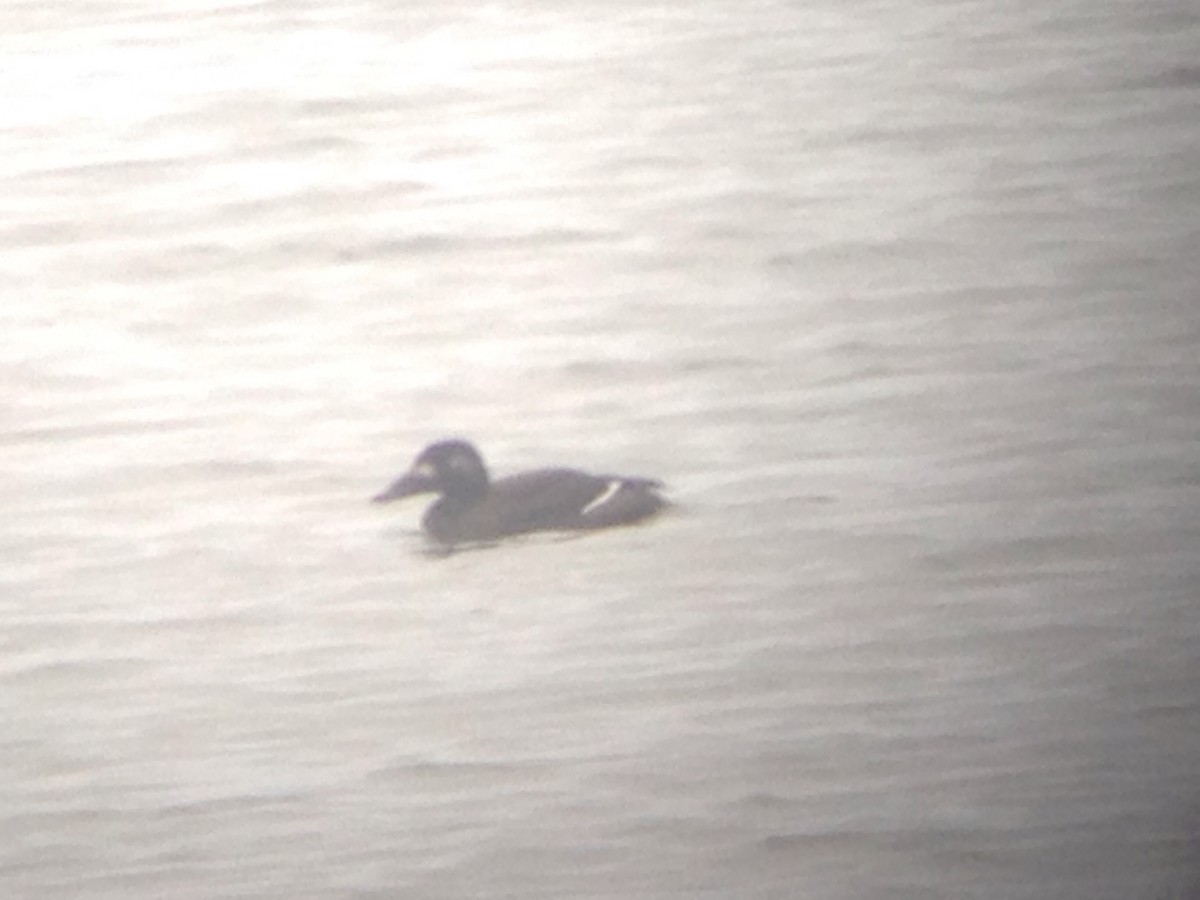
[2,1,1198,897]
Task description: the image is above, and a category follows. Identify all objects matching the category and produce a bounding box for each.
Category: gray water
[3,1,1199,897]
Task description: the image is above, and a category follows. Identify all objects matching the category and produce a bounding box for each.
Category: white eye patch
[447,453,473,471]
[413,462,436,478]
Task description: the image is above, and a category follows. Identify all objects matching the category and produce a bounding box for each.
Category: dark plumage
[371,439,666,546]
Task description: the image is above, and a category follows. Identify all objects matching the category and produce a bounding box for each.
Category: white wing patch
[581,479,623,516]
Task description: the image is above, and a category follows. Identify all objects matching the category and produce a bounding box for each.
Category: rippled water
[3,1,1198,897]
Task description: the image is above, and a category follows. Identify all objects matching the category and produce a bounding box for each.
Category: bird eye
[448,454,471,470]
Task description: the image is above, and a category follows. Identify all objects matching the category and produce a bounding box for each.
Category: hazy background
[3,1,1198,897]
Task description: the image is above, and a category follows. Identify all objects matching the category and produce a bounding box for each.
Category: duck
[371,439,666,546]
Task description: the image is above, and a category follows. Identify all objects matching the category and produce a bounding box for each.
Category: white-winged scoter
[371,439,666,546]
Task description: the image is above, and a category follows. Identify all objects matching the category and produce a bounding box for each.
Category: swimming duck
[371,439,666,546]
